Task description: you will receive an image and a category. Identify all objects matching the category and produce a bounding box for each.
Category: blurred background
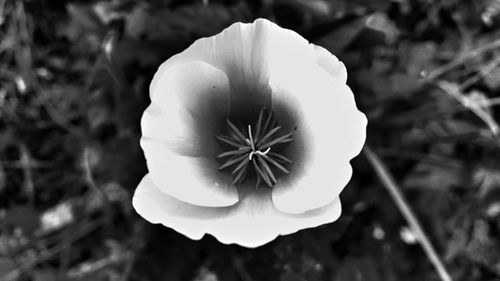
[1,0,500,280]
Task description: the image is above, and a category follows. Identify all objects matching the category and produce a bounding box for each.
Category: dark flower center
[215,108,296,188]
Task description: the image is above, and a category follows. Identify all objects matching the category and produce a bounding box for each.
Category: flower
[132,18,367,248]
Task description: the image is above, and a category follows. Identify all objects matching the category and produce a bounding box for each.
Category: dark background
[1,0,500,280]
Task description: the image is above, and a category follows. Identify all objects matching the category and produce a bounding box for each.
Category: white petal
[270,64,367,214]
[133,174,342,248]
[144,61,238,206]
[313,45,348,83]
[155,19,335,119]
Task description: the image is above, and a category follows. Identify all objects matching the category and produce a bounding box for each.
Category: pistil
[215,108,295,188]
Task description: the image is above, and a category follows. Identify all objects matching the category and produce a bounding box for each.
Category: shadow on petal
[270,63,367,214]
[144,61,239,207]
[133,174,342,248]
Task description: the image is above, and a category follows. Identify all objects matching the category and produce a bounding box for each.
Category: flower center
[215,108,296,188]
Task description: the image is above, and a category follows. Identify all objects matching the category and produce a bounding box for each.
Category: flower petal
[270,63,367,214]
[144,61,238,207]
[313,45,348,83]
[157,19,335,120]
[133,174,342,248]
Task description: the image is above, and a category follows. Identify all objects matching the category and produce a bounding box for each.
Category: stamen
[232,166,247,184]
[253,108,265,143]
[218,153,248,170]
[215,107,296,188]
[255,175,261,189]
[268,152,293,163]
[232,157,250,174]
[261,154,290,174]
[227,119,247,143]
[216,148,250,158]
[259,131,294,150]
[257,126,282,147]
[215,135,246,148]
[257,156,277,184]
[247,125,255,151]
[253,159,273,187]
[262,108,273,133]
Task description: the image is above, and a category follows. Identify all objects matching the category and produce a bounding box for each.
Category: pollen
[215,108,295,188]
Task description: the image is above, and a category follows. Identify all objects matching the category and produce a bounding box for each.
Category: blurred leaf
[0,257,16,278]
[192,267,219,281]
[60,4,103,52]
[33,269,58,281]
[401,42,438,77]
[87,103,113,131]
[39,201,75,234]
[66,241,129,281]
[403,162,463,190]
[93,1,124,25]
[390,72,422,96]
[352,67,421,101]
[445,222,469,261]
[402,118,479,145]
[125,3,234,42]
[102,182,131,215]
[15,45,33,90]
[365,12,399,44]
[0,165,5,193]
[279,0,331,18]
[465,220,500,275]
[437,82,499,136]
[333,258,381,281]
[352,68,391,99]
[315,17,365,54]
[5,205,39,235]
[280,271,307,281]
[124,6,149,39]
[473,163,500,196]
[483,67,500,90]
[67,3,104,32]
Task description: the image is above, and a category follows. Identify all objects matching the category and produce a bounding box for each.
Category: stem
[425,38,500,80]
[363,146,453,281]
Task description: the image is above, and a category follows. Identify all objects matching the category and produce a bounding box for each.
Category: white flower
[133,18,367,248]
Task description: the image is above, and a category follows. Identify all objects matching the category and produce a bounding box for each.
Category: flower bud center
[215,108,296,188]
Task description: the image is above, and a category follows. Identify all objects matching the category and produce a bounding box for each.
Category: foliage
[1,0,500,280]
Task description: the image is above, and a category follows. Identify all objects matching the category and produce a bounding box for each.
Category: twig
[66,250,131,279]
[363,146,453,281]
[476,96,500,107]
[118,252,136,281]
[19,144,34,205]
[377,148,462,169]
[398,96,500,126]
[82,148,113,230]
[459,55,500,90]
[232,256,253,281]
[57,228,73,280]
[436,81,499,136]
[0,0,6,25]
[0,219,100,281]
[425,38,500,80]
